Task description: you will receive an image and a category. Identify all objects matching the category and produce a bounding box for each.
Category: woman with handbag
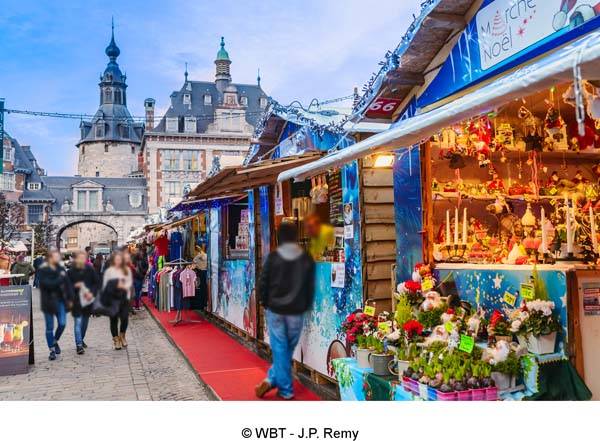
[67,250,100,354]
[102,252,132,350]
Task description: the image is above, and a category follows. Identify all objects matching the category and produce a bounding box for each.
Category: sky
[0,0,422,175]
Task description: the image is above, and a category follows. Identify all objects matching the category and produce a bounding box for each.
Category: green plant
[418,306,445,329]
[394,294,413,328]
[491,351,521,377]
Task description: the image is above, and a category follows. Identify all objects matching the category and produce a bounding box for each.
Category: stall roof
[279,31,600,181]
[189,152,322,200]
[353,0,476,121]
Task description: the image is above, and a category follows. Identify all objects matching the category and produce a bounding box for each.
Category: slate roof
[150,80,267,134]
[23,176,148,213]
[78,104,144,145]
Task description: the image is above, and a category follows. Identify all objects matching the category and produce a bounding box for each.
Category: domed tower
[215,36,232,92]
[77,21,144,177]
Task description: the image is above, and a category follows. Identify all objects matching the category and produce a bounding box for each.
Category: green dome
[216,37,230,61]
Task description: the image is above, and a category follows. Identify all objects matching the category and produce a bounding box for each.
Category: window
[184,117,197,133]
[164,181,181,199]
[27,205,43,224]
[27,182,41,191]
[114,89,122,104]
[0,172,15,191]
[183,93,191,107]
[81,146,85,155]
[96,123,105,138]
[166,117,179,132]
[222,111,242,132]
[89,191,99,211]
[240,96,248,106]
[120,124,129,138]
[77,191,86,211]
[104,88,112,103]
[2,147,13,162]
[182,150,198,171]
[162,150,180,170]
[259,97,267,108]
[204,94,212,105]
[225,94,236,106]
[68,237,77,245]
[95,171,100,177]
[104,144,109,153]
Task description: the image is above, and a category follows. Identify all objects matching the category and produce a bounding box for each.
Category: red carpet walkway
[142,298,320,401]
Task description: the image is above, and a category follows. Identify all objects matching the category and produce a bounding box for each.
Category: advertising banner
[0,285,32,376]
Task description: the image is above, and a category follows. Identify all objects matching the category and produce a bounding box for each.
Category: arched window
[104,88,112,103]
[114,89,122,104]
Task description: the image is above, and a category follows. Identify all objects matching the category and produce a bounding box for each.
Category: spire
[257,68,261,86]
[216,36,230,61]
[214,36,232,90]
[184,62,189,82]
[105,17,120,61]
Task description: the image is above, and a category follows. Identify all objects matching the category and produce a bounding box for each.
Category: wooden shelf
[432,192,566,202]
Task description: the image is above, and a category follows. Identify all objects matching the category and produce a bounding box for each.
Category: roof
[188,152,322,200]
[149,80,267,135]
[24,176,148,214]
[353,0,476,120]
[78,104,144,145]
[216,37,230,61]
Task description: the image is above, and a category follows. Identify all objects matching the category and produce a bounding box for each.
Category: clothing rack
[163,258,203,326]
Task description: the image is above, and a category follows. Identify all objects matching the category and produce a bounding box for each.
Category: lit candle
[462,208,468,245]
[566,197,573,255]
[454,208,459,245]
[541,207,547,253]
[590,205,598,254]
[446,210,451,246]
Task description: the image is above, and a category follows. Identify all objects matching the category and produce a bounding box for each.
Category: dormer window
[28,182,41,191]
[204,94,212,105]
[240,96,248,106]
[184,117,197,133]
[259,97,267,108]
[120,124,129,138]
[183,93,191,107]
[225,94,237,106]
[166,117,179,132]
[96,123,105,138]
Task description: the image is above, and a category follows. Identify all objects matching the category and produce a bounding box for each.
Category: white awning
[279,31,600,182]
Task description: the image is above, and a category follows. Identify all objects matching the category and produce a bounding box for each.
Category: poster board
[0,285,32,376]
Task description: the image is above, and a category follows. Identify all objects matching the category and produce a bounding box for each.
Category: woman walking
[93,254,104,281]
[132,249,148,311]
[103,252,132,350]
[38,250,73,360]
[67,250,99,354]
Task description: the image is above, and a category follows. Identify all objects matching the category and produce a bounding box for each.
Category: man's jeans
[43,300,66,349]
[74,314,90,347]
[133,279,143,308]
[266,310,304,398]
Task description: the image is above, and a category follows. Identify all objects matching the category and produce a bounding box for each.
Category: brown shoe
[113,336,122,350]
[119,333,128,348]
[255,380,273,399]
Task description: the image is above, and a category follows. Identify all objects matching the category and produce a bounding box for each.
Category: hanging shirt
[154,235,169,257]
[170,231,183,261]
[180,268,197,298]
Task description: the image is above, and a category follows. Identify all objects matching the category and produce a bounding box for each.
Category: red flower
[403,320,424,338]
[490,310,504,328]
[404,280,421,292]
[446,308,455,315]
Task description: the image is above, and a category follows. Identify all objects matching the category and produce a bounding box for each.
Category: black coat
[38,264,73,315]
[67,265,100,317]
[258,247,315,315]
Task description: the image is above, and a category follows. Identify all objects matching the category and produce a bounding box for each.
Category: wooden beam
[384,70,425,87]
[365,224,396,242]
[363,187,395,204]
[424,12,466,30]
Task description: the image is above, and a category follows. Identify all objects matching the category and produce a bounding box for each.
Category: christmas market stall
[280,0,600,400]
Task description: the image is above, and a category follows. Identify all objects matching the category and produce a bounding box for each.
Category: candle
[590,205,598,254]
[454,208,459,245]
[566,197,573,255]
[446,210,451,246]
[462,208,468,245]
[541,207,547,253]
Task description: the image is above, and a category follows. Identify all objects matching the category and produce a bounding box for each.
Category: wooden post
[421,142,434,265]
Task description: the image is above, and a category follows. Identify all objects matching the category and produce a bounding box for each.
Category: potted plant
[488,310,513,343]
[512,300,560,354]
[483,340,521,391]
[341,310,376,368]
[389,319,423,380]
[367,333,395,376]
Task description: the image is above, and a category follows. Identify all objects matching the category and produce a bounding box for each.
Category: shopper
[67,250,99,354]
[38,250,73,360]
[33,254,45,287]
[103,251,132,350]
[256,222,315,400]
[10,254,35,285]
[132,249,148,310]
[93,254,104,281]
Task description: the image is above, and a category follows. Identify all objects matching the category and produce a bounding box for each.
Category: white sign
[274,182,284,216]
[476,0,570,70]
[331,263,345,288]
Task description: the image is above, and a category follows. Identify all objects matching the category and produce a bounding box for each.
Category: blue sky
[1,0,421,175]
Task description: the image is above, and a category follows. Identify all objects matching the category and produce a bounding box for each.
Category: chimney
[144,98,156,130]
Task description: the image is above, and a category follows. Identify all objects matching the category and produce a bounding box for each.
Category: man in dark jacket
[38,250,73,360]
[67,250,99,354]
[255,222,315,400]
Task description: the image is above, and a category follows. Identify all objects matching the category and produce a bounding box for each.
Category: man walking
[255,223,315,400]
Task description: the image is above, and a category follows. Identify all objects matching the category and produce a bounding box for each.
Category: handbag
[91,281,120,317]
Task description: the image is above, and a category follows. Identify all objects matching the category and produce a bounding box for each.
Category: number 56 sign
[366,97,401,118]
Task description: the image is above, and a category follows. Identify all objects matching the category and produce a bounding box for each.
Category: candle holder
[444,244,467,263]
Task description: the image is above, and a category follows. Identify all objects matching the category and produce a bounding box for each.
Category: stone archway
[55,218,119,252]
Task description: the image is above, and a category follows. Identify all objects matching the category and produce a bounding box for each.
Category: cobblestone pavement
[0,289,212,400]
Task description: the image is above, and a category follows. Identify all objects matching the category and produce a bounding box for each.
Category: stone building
[77,24,144,178]
[141,37,268,216]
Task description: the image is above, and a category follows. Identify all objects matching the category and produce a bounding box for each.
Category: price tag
[444,321,454,333]
[421,277,434,292]
[364,305,376,317]
[378,322,391,333]
[549,187,558,195]
[459,334,475,354]
[549,198,557,206]
[520,283,535,300]
[503,291,517,306]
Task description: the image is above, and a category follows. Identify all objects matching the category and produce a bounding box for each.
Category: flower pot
[518,332,557,355]
[491,372,516,391]
[485,387,498,401]
[356,348,371,369]
[388,359,410,381]
[435,390,457,401]
[457,390,472,401]
[369,353,394,376]
[471,388,486,401]
[495,335,513,343]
